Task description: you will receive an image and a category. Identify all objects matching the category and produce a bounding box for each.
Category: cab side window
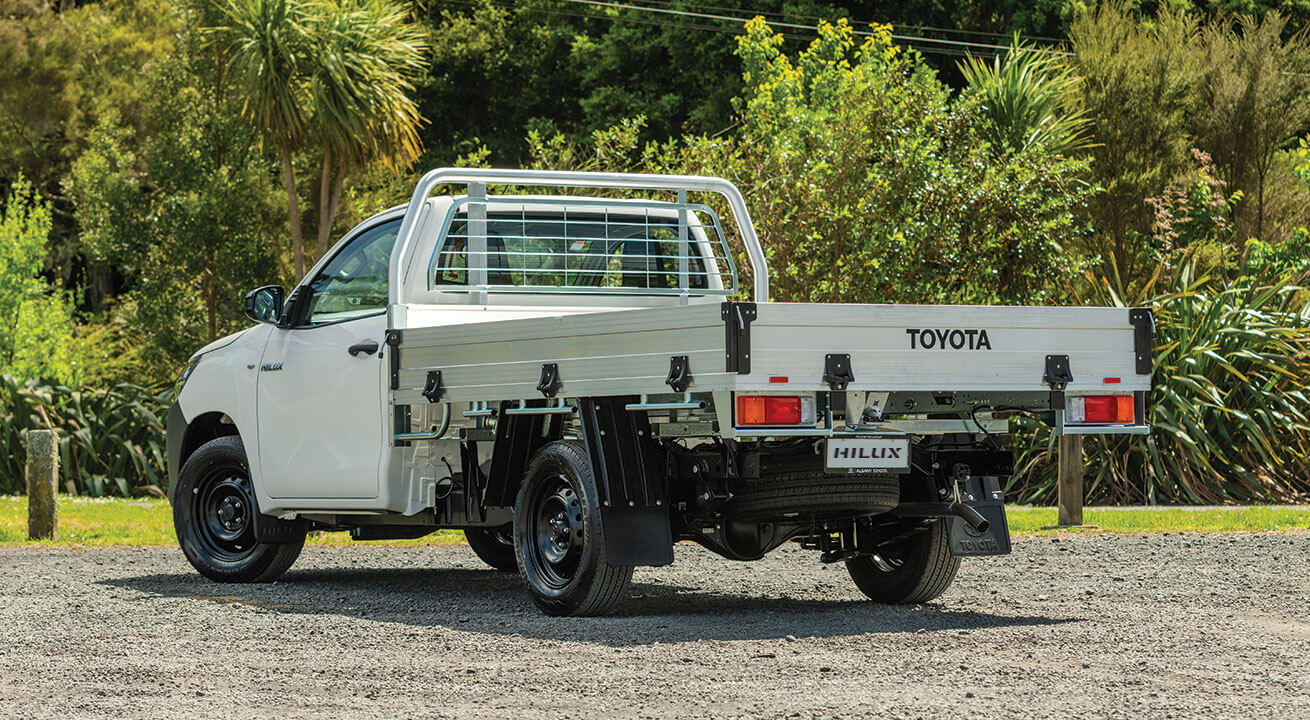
[304,219,401,325]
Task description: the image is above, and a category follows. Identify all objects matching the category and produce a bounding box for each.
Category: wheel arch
[168,408,243,503]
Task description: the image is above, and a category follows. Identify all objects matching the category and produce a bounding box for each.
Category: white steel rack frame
[387,168,771,308]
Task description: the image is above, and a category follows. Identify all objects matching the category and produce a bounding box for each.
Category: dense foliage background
[3,0,1310,502]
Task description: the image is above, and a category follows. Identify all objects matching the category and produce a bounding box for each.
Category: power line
[627,0,1067,42]
[589,0,1068,43]
[439,0,1007,58]
[558,0,1069,55]
[439,0,819,43]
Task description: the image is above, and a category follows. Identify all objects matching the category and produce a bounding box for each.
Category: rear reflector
[1068,395,1134,424]
[736,395,816,426]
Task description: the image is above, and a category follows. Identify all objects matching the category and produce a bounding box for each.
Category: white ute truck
[168,169,1153,616]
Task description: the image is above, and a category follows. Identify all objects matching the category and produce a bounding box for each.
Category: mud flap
[578,397,674,567]
[946,476,1012,556]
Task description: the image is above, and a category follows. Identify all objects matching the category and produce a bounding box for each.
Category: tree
[1068,3,1203,284]
[213,0,427,278]
[69,52,284,384]
[0,0,179,309]
[723,18,1090,305]
[532,18,1092,306]
[0,177,81,384]
[213,0,314,277]
[1196,13,1310,246]
[957,36,1089,157]
[308,0,427,257]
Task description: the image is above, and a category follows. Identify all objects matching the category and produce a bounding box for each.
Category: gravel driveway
[1,533,1307,719]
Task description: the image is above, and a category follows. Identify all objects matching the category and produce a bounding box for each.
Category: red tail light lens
[736,395,814,426]
[1069,395,1134,424]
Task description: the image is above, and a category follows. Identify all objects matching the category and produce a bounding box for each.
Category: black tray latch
[538,363,562,398]
[823,353,854,392]
[1043,354,1073,391]
[421,370,444,403]
[665,355,693,393]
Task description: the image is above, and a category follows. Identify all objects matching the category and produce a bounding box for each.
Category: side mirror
[244,285,284,324]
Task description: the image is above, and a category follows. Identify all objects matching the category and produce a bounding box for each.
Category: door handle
[347,340,380,357]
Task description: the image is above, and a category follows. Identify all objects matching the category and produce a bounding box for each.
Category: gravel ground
[1,533,1308,720]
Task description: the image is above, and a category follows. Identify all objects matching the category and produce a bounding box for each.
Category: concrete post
[25,429,58,541]
[1057,434,1084,527]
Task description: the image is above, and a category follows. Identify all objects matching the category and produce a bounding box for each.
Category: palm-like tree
[309,0,427,257]
[215,0,313,277]
[958,37,1091,158]
[212,0,427,278]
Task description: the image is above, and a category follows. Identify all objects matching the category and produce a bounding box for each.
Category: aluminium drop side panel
[392,301,1150,403]
[734,303,1150,394]
[393,304,732,404]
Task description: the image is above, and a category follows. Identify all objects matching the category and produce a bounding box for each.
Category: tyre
[173,436,304,583]
[845,520,959,604]
[513,440,633,616]
[722,476,899,522]
[464,526,517,571]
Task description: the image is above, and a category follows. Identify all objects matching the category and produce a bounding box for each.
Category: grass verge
[0,496,463,547]
[1,496,1307,547]
[1005,505,1310,534]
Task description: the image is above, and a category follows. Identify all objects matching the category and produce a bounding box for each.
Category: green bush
[529,18,1093,306]
[1008,263,1310,504]
[0,375,170,497]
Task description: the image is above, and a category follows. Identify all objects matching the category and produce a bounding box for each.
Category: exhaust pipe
[948,501,990,533]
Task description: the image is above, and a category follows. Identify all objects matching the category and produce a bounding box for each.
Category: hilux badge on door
[260,362,284,372]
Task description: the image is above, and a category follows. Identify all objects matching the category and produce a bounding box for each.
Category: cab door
[256,218,400,500]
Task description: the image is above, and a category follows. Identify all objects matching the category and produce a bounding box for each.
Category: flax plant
[1009,258,1310,504]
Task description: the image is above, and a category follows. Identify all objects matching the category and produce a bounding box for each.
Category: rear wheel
[513,440,632,616]
[464,526,516,571]
[845,520,959,604]
[173,436,304,583]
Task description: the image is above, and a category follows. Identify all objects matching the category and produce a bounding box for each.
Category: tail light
[1068,395,1134,424]
[736,395,817,426]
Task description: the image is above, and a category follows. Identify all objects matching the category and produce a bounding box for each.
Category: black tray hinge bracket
[721,301,758,374]
[823,353,854,392]
[665,356,693,393]
[386,329,402,391]
[537,363,562,398]
[421,370,444,403]
[1129,308,1155,375]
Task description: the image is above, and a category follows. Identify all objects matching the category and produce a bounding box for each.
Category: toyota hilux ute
[168,168,1152,616]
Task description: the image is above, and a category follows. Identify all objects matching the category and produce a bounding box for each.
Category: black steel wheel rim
[191,465,257,562]
[526,473,584,590]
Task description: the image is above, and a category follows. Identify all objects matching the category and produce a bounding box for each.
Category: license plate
[824,436,910,475]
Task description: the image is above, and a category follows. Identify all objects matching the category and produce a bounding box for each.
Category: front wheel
[173,436,304,583]
[845,520,959,604]
[513,440,632,616]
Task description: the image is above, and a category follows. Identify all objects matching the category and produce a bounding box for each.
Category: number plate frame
[824,435,911,475]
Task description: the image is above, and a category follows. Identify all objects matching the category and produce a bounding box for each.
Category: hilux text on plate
[825,436,911,474]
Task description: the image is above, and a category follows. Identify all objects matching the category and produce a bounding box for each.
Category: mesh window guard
[428,196,737,296]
